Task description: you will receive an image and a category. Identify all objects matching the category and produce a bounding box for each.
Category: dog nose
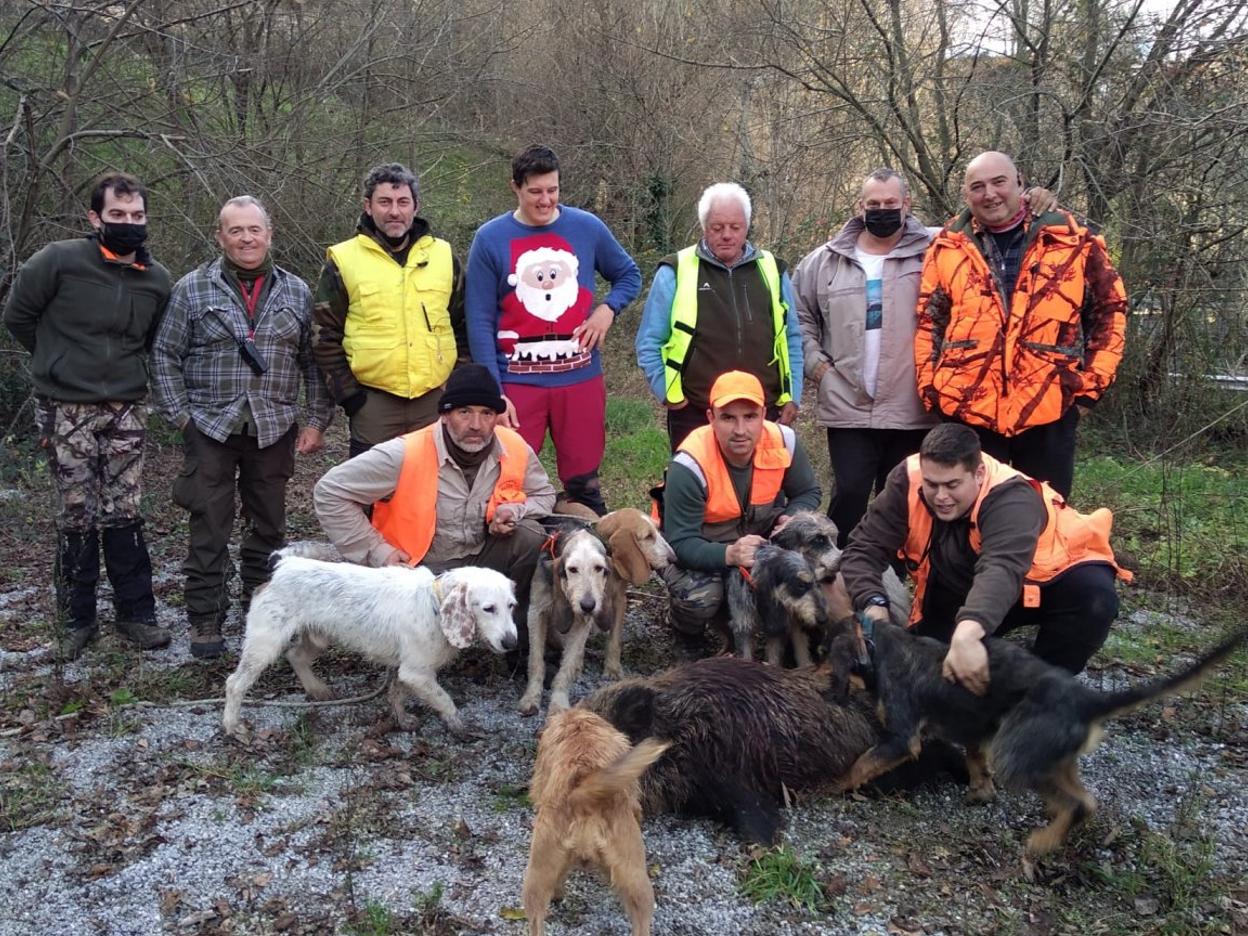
[579,596,597,614]
[502,632,517,651]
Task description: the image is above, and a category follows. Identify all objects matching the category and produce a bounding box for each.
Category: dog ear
[610,531,651,586]
[437,578,476,649]
[600,523,652,585]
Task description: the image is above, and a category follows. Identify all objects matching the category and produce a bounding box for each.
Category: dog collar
[853,610,878,686]
[541,532,559,559]
[431,575,445,607]
[737,565,755,589]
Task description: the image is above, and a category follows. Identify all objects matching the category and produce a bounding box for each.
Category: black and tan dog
[827,618,1248,857]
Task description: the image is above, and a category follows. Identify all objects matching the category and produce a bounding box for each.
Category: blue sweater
[466,206,641,387]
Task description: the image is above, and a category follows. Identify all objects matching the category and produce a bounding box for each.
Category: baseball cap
[708,371,765,409]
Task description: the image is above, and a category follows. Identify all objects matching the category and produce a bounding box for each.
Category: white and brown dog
[519,508,675,715]
[222,554,516,739]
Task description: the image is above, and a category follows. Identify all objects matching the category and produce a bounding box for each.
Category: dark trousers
[348,386,442,457]
[969,407,1080,498]
[667,402,782,453]
[825,427,929,548]
[422,518,546,646]
[172,423,295,620]
[915,562,1118,674]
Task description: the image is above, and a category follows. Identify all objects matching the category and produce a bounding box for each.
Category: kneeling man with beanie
[314,364,556,639]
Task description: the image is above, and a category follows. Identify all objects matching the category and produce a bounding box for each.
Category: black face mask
[863,208,904,239]
[98,222,148,255]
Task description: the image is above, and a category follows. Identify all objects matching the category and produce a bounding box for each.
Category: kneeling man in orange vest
[839,422,1130,693]
[655,370,823,644]
[314,363,556,641]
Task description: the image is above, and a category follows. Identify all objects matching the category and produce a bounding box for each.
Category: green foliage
[1075,454,1248,596]
[345,900,397,936]
[739,846,828,912]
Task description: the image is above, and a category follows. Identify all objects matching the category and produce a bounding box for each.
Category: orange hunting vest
[900,453,1131,626]
[677,422,793,524]
[371,423,529,565]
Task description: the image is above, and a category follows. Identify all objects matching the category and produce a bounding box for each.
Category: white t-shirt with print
[854,247,886,399]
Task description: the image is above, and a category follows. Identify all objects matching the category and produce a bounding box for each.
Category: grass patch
[490,782,531,813]
[1075,455,1248,596]
[739,845,827,912]
[537,395,669,510]
[0,761,62,831]
[1062,794,1230,935]
[344,900,397,936]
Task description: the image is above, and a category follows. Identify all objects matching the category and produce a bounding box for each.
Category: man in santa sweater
[466,145,640,515]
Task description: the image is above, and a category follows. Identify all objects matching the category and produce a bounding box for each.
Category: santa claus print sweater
[465,206,641,387]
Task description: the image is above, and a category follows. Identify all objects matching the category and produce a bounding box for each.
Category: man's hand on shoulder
[725,534,767,568]
[943,619,989,695]
[573,303,614,352]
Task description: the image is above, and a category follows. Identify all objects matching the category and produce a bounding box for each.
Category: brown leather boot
[115,616,172,650]
[189,613,225,659]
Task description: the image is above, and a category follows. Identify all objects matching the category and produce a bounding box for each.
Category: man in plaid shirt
[152,195,332,658]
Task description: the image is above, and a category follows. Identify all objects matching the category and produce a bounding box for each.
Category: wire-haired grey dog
[727,513,911,666]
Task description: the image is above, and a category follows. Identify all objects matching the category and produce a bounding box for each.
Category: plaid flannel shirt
[152,257,332,447]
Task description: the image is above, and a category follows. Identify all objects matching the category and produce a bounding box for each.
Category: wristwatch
[864,594,890,609]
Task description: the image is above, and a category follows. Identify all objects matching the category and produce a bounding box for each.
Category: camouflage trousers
[659,564,726,635]
[38,399,148,532]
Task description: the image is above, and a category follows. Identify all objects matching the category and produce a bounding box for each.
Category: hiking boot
[115,616,172,651]
[61,625,99,661]
[189,613,225,659]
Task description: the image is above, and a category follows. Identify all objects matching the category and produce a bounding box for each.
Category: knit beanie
[438,364,506,414]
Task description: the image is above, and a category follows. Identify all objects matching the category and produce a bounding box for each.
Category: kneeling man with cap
[314,364,556,632]
[655,370,822,641]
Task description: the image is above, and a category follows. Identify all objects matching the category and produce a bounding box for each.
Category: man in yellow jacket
[314,162,466,456]
[915,152,1128,498]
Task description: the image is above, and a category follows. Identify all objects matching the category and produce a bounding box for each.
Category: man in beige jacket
[314,364,555,649]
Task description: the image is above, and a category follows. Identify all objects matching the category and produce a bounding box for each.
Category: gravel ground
[1,582,1246,936]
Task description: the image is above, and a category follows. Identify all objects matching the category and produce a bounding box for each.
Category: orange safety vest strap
[899,452,1130,626]
[676,423,793,525]
[371,425,530,565]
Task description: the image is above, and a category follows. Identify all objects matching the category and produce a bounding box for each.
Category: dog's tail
[569,739,670,809]
[1083,627,1248,723]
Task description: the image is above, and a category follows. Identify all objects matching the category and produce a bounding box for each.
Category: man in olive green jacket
[3,172,172,659]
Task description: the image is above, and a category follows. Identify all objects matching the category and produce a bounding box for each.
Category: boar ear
[611,685,657,744]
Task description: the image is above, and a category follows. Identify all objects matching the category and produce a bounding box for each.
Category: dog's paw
[447,718,486,740]
[603,661,623,680]
[965,780,997,805]
[303,682,335,702]
[222,720,251,744]
[518,691,541,717]
[548,691,571,713]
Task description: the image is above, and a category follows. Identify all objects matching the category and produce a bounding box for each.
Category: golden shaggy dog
[522,708,668,936]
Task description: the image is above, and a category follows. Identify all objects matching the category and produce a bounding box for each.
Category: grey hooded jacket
[792,215,938,430]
